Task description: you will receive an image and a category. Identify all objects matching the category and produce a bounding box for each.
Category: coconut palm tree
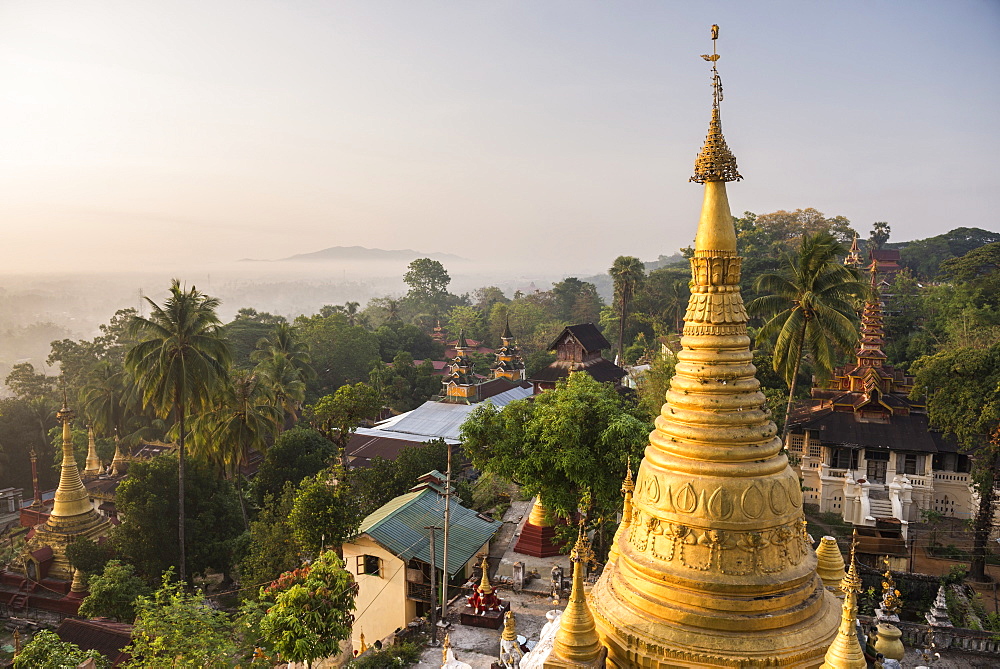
[251,323,314,425]
[125,280,231,582]
[80,360,127,438]
[747,232,869,439]
[609,256,646,363]
[254,350,307,430]
[190,370,279,529]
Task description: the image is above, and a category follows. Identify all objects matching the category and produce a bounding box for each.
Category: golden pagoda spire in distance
[820,537,867,669]
[546,524,605,668]
[589,25,839,666]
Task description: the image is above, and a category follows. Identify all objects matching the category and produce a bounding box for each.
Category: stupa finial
[691,24,741,184]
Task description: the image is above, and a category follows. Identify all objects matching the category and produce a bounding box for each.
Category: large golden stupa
[589,26,841,667]
[21,400,112,582]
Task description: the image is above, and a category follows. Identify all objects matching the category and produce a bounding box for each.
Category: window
[807,443,822,458]
[898,453,924,476]
[829,448,858,470]
[357,554,382,577]
[788,435,804,454]
[865,449,889,461]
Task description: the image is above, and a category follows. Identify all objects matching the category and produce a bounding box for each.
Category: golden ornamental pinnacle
[691,24,742,184]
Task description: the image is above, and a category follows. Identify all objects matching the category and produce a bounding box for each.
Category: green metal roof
[358,488,501,578]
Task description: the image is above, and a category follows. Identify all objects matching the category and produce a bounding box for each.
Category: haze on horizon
[1,1,998,277]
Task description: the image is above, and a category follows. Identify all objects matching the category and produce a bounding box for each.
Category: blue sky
[1,1,997,275]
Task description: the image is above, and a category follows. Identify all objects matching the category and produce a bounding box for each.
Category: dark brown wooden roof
[56,618,133,666]
[547,323,611,353]
[788,404,939,453]
[529,358,627,384]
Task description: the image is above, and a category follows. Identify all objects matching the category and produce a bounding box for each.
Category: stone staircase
[868,498,894,519]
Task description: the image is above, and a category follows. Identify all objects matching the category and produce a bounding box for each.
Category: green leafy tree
[65,536,114,579]
[5,362,56,401]
[14,630,110,669]
[252,426,336,505]
[403,258,451,317]
[257,551,357,668]
[373,321,444,362]
[369,354,441,412]
[79,560,151,622]
[126,279,232,582]
[747,232,868,438]
[294,313,381,396]
[238,484,301,601]
[124,569,238,668]
[306,383,381,468]
[288,467,364,557]
[447,305,483,340]
[911,342,1000,582]
[111,454,244,584]
[461,372,651,556]
[609,256,646,362]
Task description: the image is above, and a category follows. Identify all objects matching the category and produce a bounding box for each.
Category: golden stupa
[21,399,112,582]
[589,26,840,667]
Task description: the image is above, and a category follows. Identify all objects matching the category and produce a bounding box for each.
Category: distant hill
[885,227,1000,279]
[241,246,469,264]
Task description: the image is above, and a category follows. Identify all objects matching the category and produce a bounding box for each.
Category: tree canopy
[461,372,650,522]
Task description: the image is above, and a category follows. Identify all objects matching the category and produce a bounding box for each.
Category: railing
[406,581,432,603]
[934,472,970,483]
[857,616,1000,656]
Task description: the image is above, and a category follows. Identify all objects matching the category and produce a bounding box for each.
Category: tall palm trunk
[780,320,808,442]
[617,295,630,365]
[177,384,187,584]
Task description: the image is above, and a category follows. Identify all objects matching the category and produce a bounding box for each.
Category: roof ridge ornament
[691,24,742,184]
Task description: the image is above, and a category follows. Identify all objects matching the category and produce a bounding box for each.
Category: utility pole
[426,525,442,644]
[441,444,452,623]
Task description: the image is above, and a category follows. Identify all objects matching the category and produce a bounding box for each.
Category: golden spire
[84,423,101,478]
[502,610,518,642]
[589,24,839,666]
[358,631,368,654]
[821,537,866,668]
[478,554,493,595]
[816,536,848,596]
[549,524,603,666]
[607,460,635,565]
[50,398,95,518]
[111,430,126,476]
[442,633,451,666]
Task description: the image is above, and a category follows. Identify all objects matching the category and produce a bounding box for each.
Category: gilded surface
[588,25,839,667]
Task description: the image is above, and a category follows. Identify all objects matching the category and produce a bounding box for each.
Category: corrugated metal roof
[358,488,500,578]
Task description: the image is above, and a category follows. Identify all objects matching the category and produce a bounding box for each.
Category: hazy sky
[2,1,998,276]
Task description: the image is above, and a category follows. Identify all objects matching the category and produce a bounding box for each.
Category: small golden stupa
[545,525,605,668]
[820,539,867,669]
[589,25,840,666]
[816,536,848,597]
[20,399,112,582]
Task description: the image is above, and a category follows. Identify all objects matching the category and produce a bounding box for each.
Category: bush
[350,641,423,668]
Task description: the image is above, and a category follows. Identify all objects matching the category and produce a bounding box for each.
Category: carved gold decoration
[590,25,838,667]
[821,538,867,668]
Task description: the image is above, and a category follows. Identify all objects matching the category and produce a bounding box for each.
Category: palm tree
[609,256,646,364]
[343,301,360,326]
[254,351,307,430]
[747,232,869,439]
[251,323,314,426]
[80,360,127,438]
[190,370,279,529]
[125,280,231,582]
